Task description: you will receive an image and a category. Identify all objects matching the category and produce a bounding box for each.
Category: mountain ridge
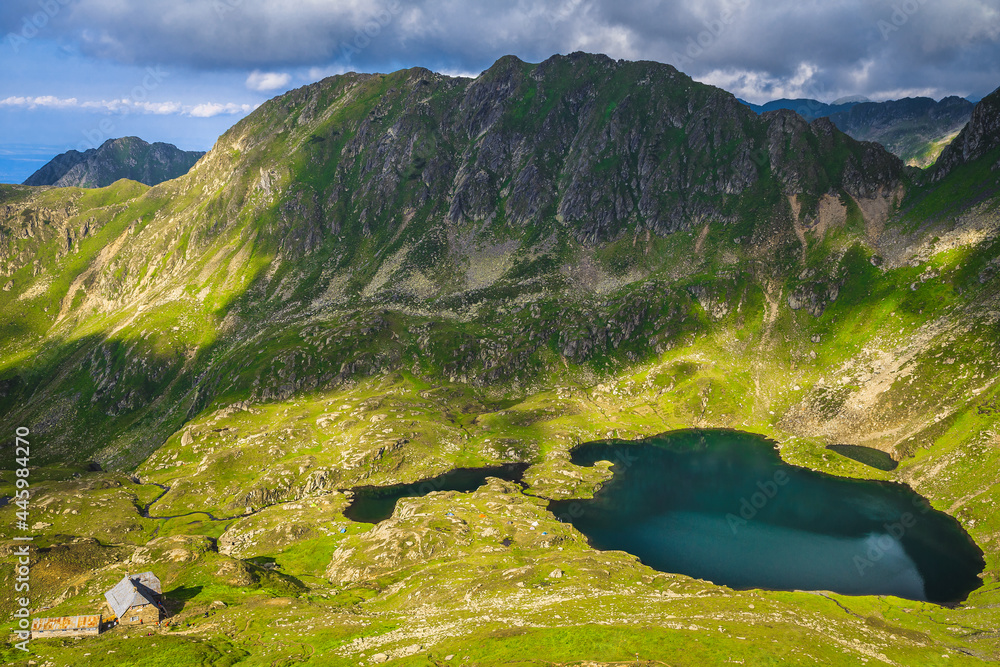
[738,97,862,118]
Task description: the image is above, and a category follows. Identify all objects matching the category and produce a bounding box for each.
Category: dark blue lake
[549,430,984,604]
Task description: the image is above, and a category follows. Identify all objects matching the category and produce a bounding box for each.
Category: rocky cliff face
[23,136,204,188]
[761,111,903,200]
[933,86,1000,180]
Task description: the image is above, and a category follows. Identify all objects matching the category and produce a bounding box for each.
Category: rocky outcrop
[763,111,904,200]
[326,478,564,584]
[933,86,1000,180]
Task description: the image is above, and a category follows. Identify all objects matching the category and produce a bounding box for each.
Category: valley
[1,52,999,665]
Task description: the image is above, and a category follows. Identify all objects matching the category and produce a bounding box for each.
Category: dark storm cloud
[3,0,999,101]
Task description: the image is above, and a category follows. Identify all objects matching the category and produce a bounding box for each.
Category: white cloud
[1,95,256,118]
[140,101,184,114]
[0,96,79,109]
[700,62,957,105]
[188,102,256,118]
[245,70,292,92]
[434,68,482,79]
[306,65,349,81]
[78,98,184,114]
[698,63,829,104]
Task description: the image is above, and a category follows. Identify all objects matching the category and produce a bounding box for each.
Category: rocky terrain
[22,136,204,188]
[0,53,999,665]
[934,91,1000,181]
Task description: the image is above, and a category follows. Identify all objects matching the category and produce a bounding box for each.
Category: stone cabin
[104,572,164,625]
[31,614,102,638]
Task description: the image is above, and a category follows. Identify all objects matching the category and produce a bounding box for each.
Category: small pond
[343,463,529,523]
[548,429,983,604]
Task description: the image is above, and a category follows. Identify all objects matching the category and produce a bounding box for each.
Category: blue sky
[2,0,999,184]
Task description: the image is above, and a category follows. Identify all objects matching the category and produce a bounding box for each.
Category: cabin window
[130,616,138,621]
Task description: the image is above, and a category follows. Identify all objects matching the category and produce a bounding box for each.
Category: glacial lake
[343,463,529,523]
[549,430,984,604]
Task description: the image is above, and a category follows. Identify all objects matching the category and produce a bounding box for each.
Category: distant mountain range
[22,136,204,188]
[826,97,975,167]
[738,97,864,119]
[740,96,975,167]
